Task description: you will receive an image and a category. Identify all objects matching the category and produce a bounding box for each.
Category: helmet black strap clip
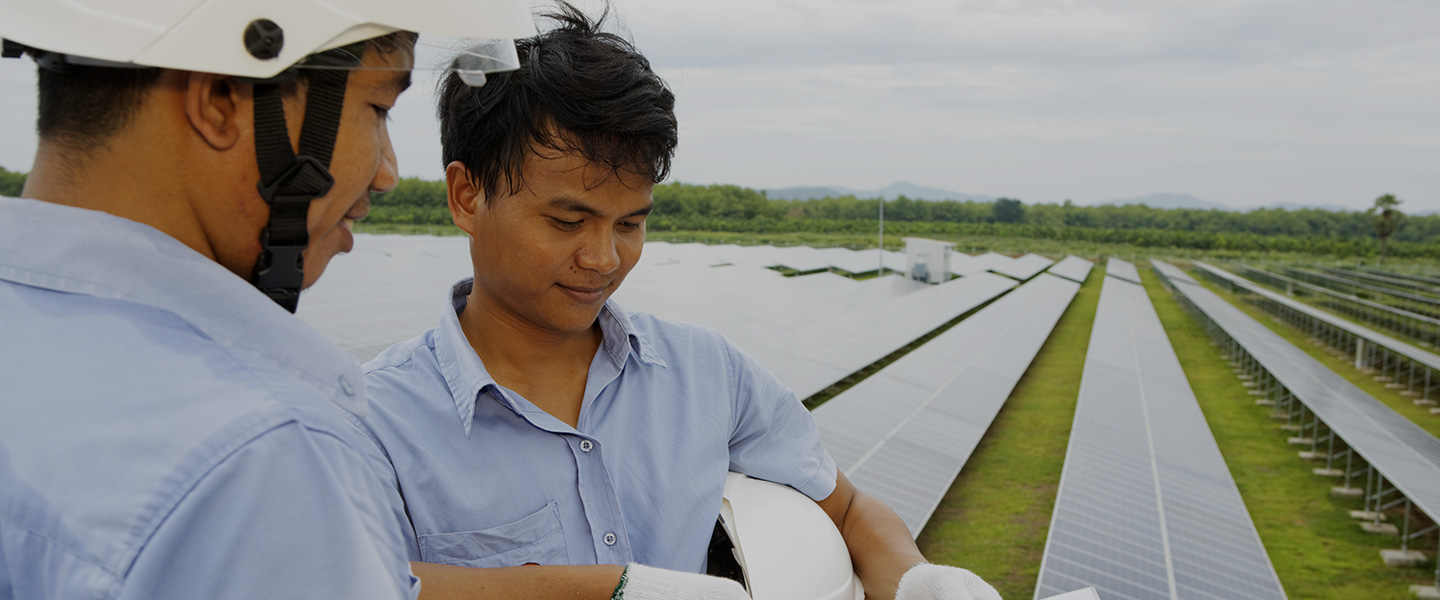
[249,67,349,313]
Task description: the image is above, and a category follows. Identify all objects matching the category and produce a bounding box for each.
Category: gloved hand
[612,563,750,600]
[895,563,1003,600]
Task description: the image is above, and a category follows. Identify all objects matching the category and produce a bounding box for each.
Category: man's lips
[558,283,609,302]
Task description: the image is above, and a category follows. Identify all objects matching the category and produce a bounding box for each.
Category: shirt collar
[434,277,666,437]
[0,198,367,415]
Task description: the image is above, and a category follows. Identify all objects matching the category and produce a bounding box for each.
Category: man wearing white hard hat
[0,1,530,598]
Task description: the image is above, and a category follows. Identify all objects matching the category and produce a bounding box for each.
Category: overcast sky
[2,0,1436,211]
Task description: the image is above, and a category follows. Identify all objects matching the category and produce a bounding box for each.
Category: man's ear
[446,161,484,235]
[183,72,244,150]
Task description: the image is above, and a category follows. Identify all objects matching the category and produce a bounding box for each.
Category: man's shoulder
[364,328,440,375]
[359,328,455,425]
[0,284,377,588]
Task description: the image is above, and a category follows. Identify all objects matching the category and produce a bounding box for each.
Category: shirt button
[579,440,594,453]
[603,532,617,546]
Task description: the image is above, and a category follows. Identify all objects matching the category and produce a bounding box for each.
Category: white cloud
[2,0,1437,210]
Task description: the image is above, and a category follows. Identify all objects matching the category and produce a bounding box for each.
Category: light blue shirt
[355,278,838,573]
[0,197,417,599]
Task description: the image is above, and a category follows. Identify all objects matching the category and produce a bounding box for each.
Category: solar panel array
[1106,258,1142,284]
[1149,259,1197,286]
[1351,265,1440,289]
[299,236,1017,400]
[950,251,1055,281]
[813,273,1081,535]
[1280,266,1440,313]
[1048,255,1096,284]
[1036,275,1286,600]
[1159,264,1440,541]
[1321,266,1440,297]
[1227,262,1440,349]
[1192,261,1440,373]
[617,261,1017,400]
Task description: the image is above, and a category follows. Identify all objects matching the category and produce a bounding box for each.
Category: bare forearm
[412,561,624,600]
[837,490,926,600]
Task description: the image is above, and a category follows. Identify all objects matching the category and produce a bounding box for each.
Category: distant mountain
[762,186,853,201]
[1256,201,1356,213]
[877,181,996,203]
[1096,193,1228,211]
[764,181,995,203]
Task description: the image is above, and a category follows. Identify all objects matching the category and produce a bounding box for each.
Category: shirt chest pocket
[417,501,570,568]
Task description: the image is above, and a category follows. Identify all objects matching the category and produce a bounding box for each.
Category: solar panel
[1036,276,1287,600]
[997,253,1058,281]
[1149,260,1197,286]
[1159,265,1440,546]
[813,273,1081,536]
[1049,256,1096,284]
[949,251,1014,277]
[1106,258,1141,284]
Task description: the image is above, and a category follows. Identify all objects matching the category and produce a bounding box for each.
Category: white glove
[613,563,750,600]
[895,563,1003,600]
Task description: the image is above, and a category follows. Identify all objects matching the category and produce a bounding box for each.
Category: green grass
[915,267,1101,598]
[1149,267,1437,599]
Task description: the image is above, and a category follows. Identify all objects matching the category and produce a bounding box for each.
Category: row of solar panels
[1157,261,1440,591]
[1193,261,1440,373]
[1279,265,1440,315]
[637,240,1064,281]
[1347,265,1440,290]
[813,273,1083,535]
[1036,264,1286,600]
[1320,266,1440,298]
[1230,263,1440,329]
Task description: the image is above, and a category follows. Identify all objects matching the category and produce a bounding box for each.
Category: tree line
[4,165,1433,258]
[363,178,1437,258]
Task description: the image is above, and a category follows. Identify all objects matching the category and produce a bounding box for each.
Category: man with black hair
[355,4,1001,599]
[0,1,531,597]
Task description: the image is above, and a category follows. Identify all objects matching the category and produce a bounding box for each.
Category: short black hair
[439,1,678,201]
[34,32,417,150]
[37,64,162,149]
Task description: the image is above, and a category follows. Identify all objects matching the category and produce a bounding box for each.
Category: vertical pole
[1344,448,1353,489]
[877,197,884,276]
[1400,499,1411,552]
[1365,467,1374,513]
[1325,431,1335,470]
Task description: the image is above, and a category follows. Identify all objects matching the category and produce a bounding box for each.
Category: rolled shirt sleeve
[115,422,420,600]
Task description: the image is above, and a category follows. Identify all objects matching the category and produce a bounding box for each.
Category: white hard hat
[0,0,535,79]
[717,473,864,600]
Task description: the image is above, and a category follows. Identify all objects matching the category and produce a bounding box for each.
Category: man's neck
[459,286,604,427]
[24,138,212,262]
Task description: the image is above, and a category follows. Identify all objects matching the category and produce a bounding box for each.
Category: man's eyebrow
[547,196,654,218]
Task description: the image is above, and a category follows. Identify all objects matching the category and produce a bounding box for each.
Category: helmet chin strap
[249,68,349,313]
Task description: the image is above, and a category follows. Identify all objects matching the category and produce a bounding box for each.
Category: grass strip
[915,269,1101,598]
